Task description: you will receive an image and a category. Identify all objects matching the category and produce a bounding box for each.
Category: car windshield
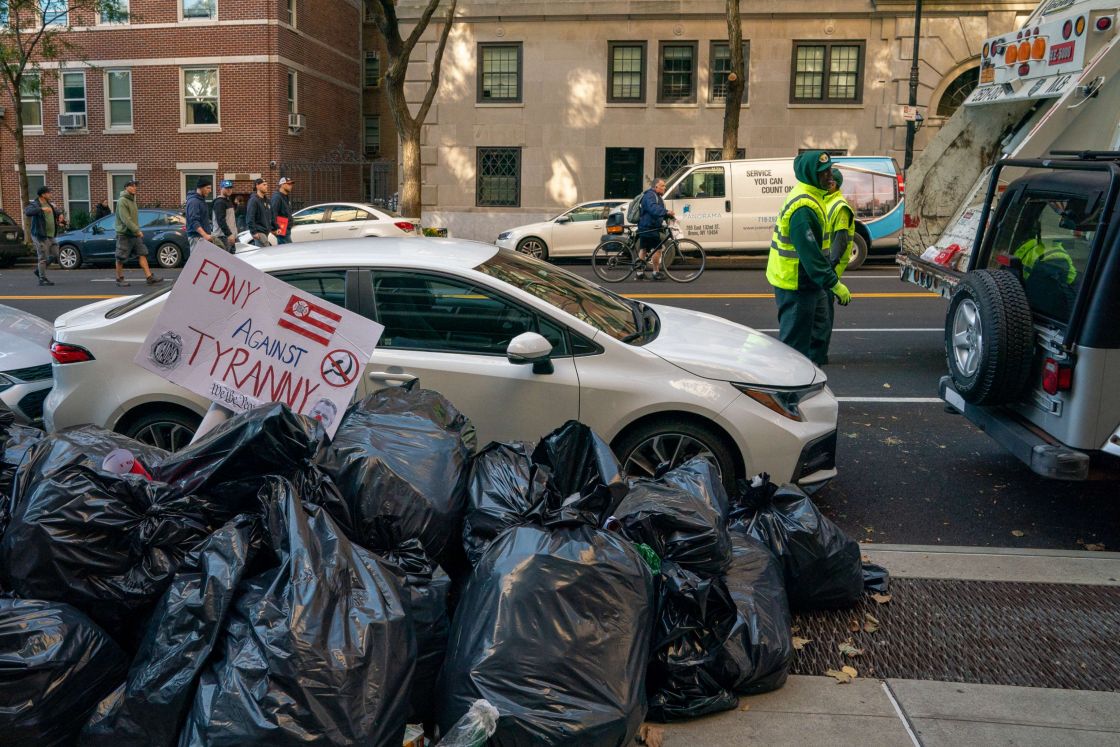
[476,250,644,342]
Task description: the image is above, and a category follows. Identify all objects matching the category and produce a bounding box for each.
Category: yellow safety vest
[823,193,856,278]
[766,184,827,290]
[1014,239,1076,284]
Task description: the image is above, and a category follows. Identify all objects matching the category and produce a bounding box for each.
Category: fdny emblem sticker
[150,330,183,370]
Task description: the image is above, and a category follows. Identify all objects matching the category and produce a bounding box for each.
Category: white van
[645,156,904,269]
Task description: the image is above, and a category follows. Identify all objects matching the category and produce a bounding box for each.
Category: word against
[135,241,383,437]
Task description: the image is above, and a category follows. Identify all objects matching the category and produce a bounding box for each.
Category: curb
[863,543,1120,586]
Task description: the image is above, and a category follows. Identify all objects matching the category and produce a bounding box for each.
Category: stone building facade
[393,0,1036,240]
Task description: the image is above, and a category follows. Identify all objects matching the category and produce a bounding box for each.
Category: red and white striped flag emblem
[278,294,342,346]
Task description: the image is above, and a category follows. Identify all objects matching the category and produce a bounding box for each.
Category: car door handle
[368,371,417,384]
[725,200,731,212]
[309,229,320,234]
[347,226,359,231]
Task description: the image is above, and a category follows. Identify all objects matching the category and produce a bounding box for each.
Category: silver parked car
[0,304,53,424]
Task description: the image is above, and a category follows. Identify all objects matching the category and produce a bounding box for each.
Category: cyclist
[636,177,676,281]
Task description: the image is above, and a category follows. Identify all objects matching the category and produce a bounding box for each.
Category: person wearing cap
[185,176,216,250]
[212,180,238,251]
[811,167,857,365]
[271,176,295,245]
[246,178,275,247]
[114,180,162,288]
[765,150,852,364]
[24,185,64,286]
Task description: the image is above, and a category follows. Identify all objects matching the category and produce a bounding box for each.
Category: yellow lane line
[0,294,122,300]
[625,292,939,299]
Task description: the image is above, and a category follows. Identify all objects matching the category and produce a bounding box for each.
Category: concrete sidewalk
[663,545,1120,747]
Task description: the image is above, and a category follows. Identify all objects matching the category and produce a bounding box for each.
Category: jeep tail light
[897,171,905,196]
[395,221,418,234]
[51,340,95,364]
[1042,357,1072,395]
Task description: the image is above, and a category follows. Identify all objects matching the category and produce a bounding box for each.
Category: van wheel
[846,233,869,271]
[614,417,738,495]
[945,269,1034,405]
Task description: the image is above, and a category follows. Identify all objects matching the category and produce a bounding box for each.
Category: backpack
[626,193,644,225]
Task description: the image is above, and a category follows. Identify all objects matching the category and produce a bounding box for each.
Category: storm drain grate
[790,577,1120,691]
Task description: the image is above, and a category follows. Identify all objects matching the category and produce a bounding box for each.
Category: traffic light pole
[904,0,924,170]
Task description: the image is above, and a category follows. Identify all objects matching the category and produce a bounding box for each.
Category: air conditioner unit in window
[58,113,87,130]
[288,113,306,131]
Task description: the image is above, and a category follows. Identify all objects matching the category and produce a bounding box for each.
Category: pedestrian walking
[93,199,112,221]
[212,180,238,251]
[185,176,217,251]
[24,185,64,286]
[271,176,294,245]
[113,180,162,288]
[246,178,275,247]
[811,167,857,364]
[764,151,851,365]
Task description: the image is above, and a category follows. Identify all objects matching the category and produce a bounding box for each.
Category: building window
[658,41,697,103]
[478,43,522,103]
[285,0,295,26]
[287,70,297,115]
[710,41,749,103]
[181,171,215,203]
[476,147,521,207]
[655,148,693,179]
[791,41,864,104]
[704,148,745,161]
[108,172,134,210]
[0,5,8,25]
[364,116,380,156]
[61,71,85,115]
[106,70,132,128]
[20,73,42,129]
[797,148,848,156]
[100,0,128,24]
[183,68,219,126]
[25,173,46,204]
[65,173,90,221]
[937,67,980,118]
[608,41,646,103]
[365,53,380,88]
[182,0,215,20]
[42,0,68,26]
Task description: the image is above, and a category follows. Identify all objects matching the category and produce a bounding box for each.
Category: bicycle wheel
[592,240,636,283]
[663,238,706,282]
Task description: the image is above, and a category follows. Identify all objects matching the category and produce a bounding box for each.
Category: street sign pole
[904,0,924,170]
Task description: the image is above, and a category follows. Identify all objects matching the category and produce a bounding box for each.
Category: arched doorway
[937,67,980,118]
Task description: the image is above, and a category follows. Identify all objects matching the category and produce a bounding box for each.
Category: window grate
[655,148,693,179]
[477,147,521,207]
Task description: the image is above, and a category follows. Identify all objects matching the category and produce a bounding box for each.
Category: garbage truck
[898,0,1120,480]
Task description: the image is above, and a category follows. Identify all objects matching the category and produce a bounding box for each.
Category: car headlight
[732,382,825,421]
[497,231,512,241]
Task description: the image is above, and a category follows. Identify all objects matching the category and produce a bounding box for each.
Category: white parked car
[289,202,420,242]
[44,240,838,486]
[0,304,54,424]
[496,200,628,260]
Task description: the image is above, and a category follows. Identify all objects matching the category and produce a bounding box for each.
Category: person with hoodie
[212,180,238,250]
[271,176,295,245]
[185,176,216,251]
[114,180,162,288]
[765,151,852,364]
[812,167,857,364]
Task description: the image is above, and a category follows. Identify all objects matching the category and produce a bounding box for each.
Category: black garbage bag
[0,429,239,644]
[615,459,732,578]
[463,441,547,566]
[438,521,655,745]
[181,477,415,747]
[863,562,891,594]
[313,385,476,574]
[737,477,863,610]
[82,514,263,747]
[719,531,793,695]
[154,403,321,506]
[0,599,128,747]
[531,420,628,524]
[656,457,731,523]
[1,423,44,499]
[645,561,739,722]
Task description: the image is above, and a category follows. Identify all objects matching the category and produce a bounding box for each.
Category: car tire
[120,407,201,452]
[156,242,183,269]
[945,269,1034,406]
[846,232,869,271]
[0,256,15,269]
[614,417,739,494]
[516,236,549,261]
[58,244,82,270]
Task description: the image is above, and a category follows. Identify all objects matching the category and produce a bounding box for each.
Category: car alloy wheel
[156,243,182,269]
[58,245,81,270]
[516,237,548,260]
[951,298,983,378]
[132,420,195,451]
[623,432,720,480]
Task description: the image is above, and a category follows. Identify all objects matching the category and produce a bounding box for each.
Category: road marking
[626,292,939,299]
[759,327,941,333]
[0,294,121,300]
[845,274,904,279]
[837,397,943,403]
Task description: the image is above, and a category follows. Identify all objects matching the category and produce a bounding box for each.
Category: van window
[669,167,726,199]
[838,168,898,220]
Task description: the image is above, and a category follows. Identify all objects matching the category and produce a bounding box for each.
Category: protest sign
[135,241,383,437]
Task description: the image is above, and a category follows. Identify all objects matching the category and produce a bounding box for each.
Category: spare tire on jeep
[945,269,1034,406]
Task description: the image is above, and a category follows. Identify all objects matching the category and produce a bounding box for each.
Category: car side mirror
[90,225,102,234]
[555,215,571,224]
[506,332,554,374]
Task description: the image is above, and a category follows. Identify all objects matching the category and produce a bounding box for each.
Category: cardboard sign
[135,241,383,437]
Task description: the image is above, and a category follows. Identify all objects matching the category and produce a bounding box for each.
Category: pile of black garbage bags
[0,385,885,746]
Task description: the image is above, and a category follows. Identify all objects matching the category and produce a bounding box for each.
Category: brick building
[0,0,366,223]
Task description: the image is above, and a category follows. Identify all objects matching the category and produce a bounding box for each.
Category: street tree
[721,0,746,160]
[367,0,457,221]
[0,1,129,227]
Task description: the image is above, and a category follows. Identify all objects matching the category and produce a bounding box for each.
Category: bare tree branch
[416,0,457,125]
[401,0,444,64]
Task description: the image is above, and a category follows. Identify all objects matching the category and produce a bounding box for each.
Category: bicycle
[592,221,706,283]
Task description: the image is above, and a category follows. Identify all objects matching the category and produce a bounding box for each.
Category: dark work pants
[774,287,825,363]
[809,291,835,365]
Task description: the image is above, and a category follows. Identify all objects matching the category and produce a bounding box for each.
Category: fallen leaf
[863,613,880,633]
[792,636,812,650]
[790,625,801,633]
[638,724,665,747]
[848,619,861,633]
[861,554,871,563]
[871,593,892,604]
[838,639,865,658]
[825,668,854,684]
[1084,543,1106,552]
[739,703,751,712]
[842,665,859,678]
[1011,530,1025,537]
[883,383,892,389]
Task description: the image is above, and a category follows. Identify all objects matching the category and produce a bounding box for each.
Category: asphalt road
[2,255,1117,551]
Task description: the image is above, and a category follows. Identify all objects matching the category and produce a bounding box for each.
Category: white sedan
[44,240,838,487]
[496,200,628,260]
[289,202,420,242]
